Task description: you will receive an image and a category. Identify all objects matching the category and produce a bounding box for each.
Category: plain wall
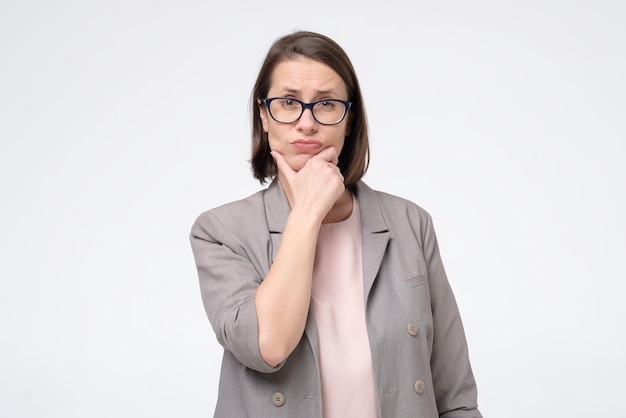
[1,1,624,416]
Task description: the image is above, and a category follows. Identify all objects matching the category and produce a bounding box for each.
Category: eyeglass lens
[269,99,346,125]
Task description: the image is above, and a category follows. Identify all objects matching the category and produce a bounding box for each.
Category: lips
[291,139,322,151]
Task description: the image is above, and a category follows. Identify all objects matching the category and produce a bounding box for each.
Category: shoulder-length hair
[250,31,369,189]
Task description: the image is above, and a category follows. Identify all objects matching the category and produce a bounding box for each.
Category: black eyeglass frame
[261,97,352,125]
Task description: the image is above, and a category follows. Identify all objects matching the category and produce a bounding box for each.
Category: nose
[296,107,318,132]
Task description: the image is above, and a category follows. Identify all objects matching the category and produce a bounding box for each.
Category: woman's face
[259,56,350,172]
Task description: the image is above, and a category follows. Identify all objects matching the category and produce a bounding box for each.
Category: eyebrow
[280,88,338,96]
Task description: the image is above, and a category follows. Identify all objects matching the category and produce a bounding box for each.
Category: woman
[190,31,482,418]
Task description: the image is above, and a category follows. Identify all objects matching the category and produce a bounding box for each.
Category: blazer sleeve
[190,209,284,374]
[420,212,483,418]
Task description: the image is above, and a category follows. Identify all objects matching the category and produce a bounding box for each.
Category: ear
[258,99,269,133]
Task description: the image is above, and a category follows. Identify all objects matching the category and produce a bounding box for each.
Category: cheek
[267,135,278,151]
[267,128,290,155]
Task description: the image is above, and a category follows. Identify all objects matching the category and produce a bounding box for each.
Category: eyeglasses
[261,97,352,125]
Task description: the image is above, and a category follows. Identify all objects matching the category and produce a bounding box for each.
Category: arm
[255,148,345,367]
[190,147,345,371]
[190,197,326,371]
[421,213,483,418]
[191,209,278,373]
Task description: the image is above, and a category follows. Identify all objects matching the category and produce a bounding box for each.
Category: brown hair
[250,31,369,189]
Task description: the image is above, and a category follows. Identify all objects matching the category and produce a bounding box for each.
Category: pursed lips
[291,139,322,151]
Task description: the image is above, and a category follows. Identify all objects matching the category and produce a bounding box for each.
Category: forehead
[268,57,347,97]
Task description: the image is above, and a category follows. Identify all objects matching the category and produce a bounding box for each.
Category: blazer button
[272,392,286,407]
[414,380,425,394]
[406,322,419,336]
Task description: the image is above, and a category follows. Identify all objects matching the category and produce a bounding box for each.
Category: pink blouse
[311,199,379,418]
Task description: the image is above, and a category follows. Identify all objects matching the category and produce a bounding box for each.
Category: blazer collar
[264,178,291,234]
[353,181,391,302]
[352,181,389,234]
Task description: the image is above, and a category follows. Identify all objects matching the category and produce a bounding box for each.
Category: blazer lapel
[354,181,390,302]
[264,179,290,264]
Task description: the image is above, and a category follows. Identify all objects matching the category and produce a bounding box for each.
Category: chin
[286,155,314,172]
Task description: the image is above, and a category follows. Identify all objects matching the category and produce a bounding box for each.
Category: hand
[271,148,345,222]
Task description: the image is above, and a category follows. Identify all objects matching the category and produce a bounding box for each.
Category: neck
[322,189,353,224]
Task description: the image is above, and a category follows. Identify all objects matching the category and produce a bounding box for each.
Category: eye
[318,100,336,109]
[281,98,297,108]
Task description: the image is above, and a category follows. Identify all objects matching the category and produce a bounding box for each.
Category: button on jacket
[190,180,482,418]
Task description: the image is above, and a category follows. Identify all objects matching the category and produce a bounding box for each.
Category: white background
[1,1,624,417]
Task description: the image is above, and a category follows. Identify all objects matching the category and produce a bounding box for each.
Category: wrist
[288,206,325,229]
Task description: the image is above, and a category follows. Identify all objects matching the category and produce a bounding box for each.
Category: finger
[315,146,339,165]
[270,150,296,184]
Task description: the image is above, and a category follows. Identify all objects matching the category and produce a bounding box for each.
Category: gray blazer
[190,180,482,418]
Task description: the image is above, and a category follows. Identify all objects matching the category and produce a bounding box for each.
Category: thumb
[271,150,296,184]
